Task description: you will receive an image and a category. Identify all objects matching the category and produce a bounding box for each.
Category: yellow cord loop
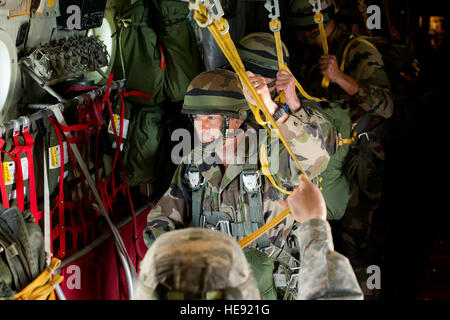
[238,208,291,248]
[313,12,330,89]
[260,144,293,195]
[269,14,324,103]
[14,257,63,300]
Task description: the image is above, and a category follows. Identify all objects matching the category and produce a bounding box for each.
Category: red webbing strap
[0,138,10,208]
[159,44,166,70]
[49,118,67,259]
[21,125,39,221]
[104,74,145,261]
[11,133,25,212]
[64,85,98,95]
[56,117,93,247]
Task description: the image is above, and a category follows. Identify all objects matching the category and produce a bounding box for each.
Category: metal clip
[265,0,280,21]
[0,123,6,138]
[10,120,20,137]
[309,0,322,14]
[242,171,261,192]
[19,116,30,133]
[189,0,224,27]
[216,220,232,237]
[189,169,205,190]
[358,132,370,142]
[265,0,281,32]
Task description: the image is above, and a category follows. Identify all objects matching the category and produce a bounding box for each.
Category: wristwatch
[273,103,290,121]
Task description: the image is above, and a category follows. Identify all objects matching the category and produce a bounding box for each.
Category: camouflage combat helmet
[182,69,249,120]
[287,0,335,29]
[134,228,261,300]
[237,32,290,79]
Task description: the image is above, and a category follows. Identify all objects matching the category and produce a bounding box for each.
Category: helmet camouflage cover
[237,32,290,79]
[287,0,334,29]
[182,69,249,120]
[134,228,261,300]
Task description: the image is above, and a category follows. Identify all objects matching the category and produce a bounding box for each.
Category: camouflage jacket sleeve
[269,107,332,185]
[345,40,394,119]
[143,164,190,248]
[294,219,363,300]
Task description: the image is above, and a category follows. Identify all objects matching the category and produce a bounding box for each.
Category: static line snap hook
[0,123,6,138]
[10,120,20,136]
[19,116,30,132]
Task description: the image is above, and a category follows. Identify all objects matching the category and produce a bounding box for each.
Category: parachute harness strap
[190,0,308,249]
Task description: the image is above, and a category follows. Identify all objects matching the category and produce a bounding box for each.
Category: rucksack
[118,0,166,105]
[0,207,46,298]
[150,0,203,102]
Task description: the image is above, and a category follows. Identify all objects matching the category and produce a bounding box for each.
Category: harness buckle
[189,169,205,190]
[242,171,261,193]
[216,220,232,237]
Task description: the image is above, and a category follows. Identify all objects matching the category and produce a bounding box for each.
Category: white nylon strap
[43,136,51,265]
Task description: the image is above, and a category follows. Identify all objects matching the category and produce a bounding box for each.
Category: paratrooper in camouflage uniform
[143,68,362,300]
[286,0,395,297]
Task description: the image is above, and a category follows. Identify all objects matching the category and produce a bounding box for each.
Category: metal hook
[265,0,280,22]
[309,0,322,14]
[19,116,31,132]
[10,120,21,137]
[0,123,6,138]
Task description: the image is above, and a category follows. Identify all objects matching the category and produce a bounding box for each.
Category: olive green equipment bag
[243,247,277,300]
[307,99,354,221]
[0,206,46,299]
[150,0,203,102]
[118,0,166,105]
[123,102,173,191]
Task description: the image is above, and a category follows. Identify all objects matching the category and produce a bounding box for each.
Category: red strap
[10,133,25,212]
[60,124,90,133]
[64,85,98,95]
[123,90,151,101]
[159,44,166,70]
[105,75,145,261]
[0,139,10,209]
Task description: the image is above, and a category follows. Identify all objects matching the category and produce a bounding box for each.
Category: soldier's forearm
[294,219,363,300]
[336,72,360,96]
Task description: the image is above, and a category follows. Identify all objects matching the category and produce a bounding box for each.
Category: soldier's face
[193,114,224,143]
[295,28,322,47]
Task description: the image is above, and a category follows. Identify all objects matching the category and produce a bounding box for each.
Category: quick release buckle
[242,171,261,193]
[189,169,205,190]
[216,220,232,237]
